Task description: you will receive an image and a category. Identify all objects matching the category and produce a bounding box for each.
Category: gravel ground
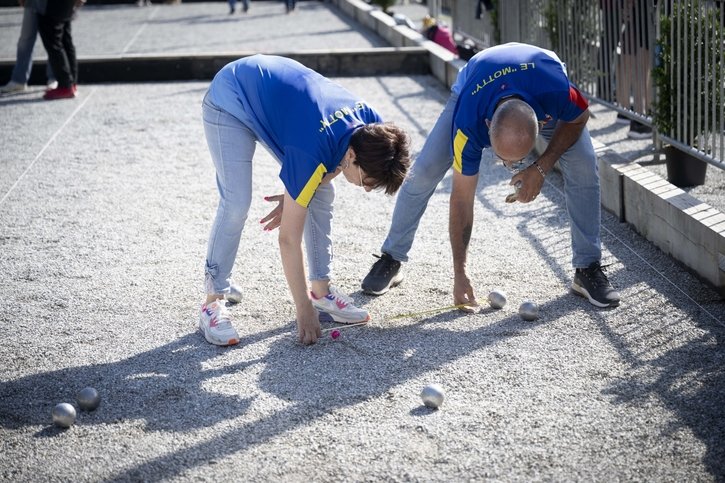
[1,77,724,482]
[1,2,724,482]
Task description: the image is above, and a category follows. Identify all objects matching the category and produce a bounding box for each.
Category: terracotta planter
[664,146,708,187]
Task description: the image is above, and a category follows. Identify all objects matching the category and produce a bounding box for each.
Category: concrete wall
[599,153,725,295]
[0,48,430,84]
[331,0,725,296]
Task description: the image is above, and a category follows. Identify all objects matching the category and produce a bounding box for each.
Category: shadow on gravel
[597,314,725,481]
[467,155,725,482]
[0,93,49,106]
[1,301,553,480]
[108,307,552,480]
[0,329,282,434]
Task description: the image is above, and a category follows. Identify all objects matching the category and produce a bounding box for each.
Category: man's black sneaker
[572,262,621,308]
[627,120,653,139]
[361,253,403,295]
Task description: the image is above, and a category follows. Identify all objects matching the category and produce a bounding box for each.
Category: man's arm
[512,110,589,203]
[536,110,589,173]
[450,169,480,310]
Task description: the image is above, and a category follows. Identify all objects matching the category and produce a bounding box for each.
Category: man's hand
[296,304,321,345]
[453,272,478,313]
[260,194,284,231]
[509,164,544,203]
[505,180,522,203]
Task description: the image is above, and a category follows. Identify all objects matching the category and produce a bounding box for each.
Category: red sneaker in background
[43,86,75,100]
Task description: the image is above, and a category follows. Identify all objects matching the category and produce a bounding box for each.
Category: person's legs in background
[626,43,653,139]
[1,5,56,94]
[616,0,653,139]
[37,12,75,100]
[60,19,77,93]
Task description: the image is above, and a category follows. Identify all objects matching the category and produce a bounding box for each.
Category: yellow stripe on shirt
[296,163,328,208]
[453,129,468,173]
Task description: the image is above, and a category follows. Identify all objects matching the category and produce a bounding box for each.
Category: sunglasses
[494,153,529,173]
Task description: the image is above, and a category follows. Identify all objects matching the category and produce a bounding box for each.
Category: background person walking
[1,0,56,94]
[37,0,84,100]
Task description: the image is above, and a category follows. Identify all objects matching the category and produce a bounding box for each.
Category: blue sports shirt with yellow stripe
[451,42,589,175]
[207,55,382,207]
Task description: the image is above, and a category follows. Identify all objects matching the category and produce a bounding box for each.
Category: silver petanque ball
[518,301,539,321]
[420,384,445,409]
[488,289,507,309]
[226,285,242,304]
[77,387,101,411]
[52,403,77,428]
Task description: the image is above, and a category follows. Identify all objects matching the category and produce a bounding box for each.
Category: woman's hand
[260,194,284,231]
[296,304,321,345]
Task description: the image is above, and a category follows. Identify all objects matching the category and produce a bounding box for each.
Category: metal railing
[655,1,724,168]
[433,0,724,170]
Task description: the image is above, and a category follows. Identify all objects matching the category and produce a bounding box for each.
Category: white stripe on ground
[0,88,97,208]
[121,6,161,55]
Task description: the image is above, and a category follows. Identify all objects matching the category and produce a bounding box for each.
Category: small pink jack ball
[330,330,341,340]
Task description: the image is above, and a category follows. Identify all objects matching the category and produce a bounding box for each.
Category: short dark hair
[349,123,411,195]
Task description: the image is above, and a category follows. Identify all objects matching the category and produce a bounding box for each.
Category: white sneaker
[199,299,240,346]
[46,80,58,90]
[1,81,27,94]
[310,286,370,324]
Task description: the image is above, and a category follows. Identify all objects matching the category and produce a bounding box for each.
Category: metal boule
[488,289,507,309]
[52,403,76,428]
[420,384,445,409]
[77,387,101,411]
[518,301,539,321]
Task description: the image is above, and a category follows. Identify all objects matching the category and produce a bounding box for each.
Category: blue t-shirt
[451,43,589,175]
[207,55,383,207]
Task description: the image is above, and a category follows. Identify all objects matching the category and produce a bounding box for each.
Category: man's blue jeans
[202,94,335,296]
[381,92,601,269]
[10,6,54,85]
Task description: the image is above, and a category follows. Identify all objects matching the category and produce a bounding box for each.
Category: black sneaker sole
[571,283,620,308]
[362,274,403,296]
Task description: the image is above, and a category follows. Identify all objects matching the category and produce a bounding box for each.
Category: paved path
[1,2,724,482]
[0,1,388,58]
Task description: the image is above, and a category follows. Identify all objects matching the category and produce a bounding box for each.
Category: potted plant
[652,1,723,187]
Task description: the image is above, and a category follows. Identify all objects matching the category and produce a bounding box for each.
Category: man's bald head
[489,99,538,167]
